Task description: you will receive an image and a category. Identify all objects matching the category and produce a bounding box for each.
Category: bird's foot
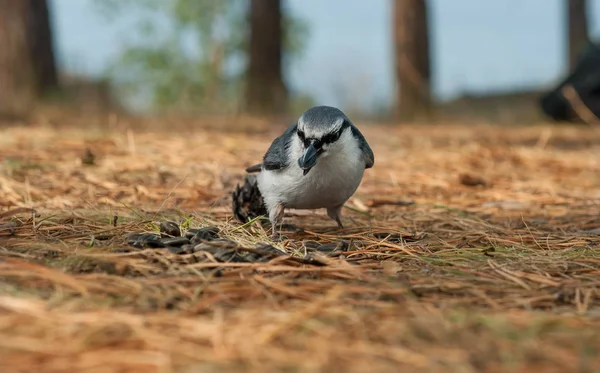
[279,223,298,231]
[347,216,359,226]
[268,203,287,241]
[270,230,287,242]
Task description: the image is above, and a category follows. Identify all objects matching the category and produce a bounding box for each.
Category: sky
[49,0,600,111]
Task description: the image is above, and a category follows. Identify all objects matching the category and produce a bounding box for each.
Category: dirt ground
[0,117,599,373]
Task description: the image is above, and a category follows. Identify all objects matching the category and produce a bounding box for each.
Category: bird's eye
[297,129,305,141]
[323,130,341,144]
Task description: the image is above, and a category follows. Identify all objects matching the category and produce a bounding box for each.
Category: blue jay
[246,106,374,238]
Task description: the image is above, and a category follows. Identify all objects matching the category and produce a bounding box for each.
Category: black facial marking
[321,129,341,144]
[321,120,350,145]
[299,119,350,149]
[304,138,322,149]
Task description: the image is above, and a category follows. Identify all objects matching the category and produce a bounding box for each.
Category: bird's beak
[298,139,322,176]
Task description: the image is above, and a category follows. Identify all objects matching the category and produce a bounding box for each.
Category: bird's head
[296,106,351,176]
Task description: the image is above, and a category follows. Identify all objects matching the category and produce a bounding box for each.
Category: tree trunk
[247,0,287,115]
[0,0,58,119]
[567,0,589,71]
[393,0,431,121]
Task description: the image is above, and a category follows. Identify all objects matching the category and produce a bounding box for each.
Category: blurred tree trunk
[393,0,431,121]
[247,0,287,115]
[0,0,58,119]
[567,0,589,71]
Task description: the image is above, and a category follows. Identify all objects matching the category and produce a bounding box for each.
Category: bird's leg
[347,215,359,226]
[269,202,286,241]
[326,204,345,230]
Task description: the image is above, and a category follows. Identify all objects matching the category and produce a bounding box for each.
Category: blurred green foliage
[95,0,310,114]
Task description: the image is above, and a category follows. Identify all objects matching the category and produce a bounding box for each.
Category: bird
[245,105,374,239]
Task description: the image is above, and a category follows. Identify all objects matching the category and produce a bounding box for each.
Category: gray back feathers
[261,122,298,171]
[351,125,374,169]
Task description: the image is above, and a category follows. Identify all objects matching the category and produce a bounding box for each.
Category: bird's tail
[231,174,267,223]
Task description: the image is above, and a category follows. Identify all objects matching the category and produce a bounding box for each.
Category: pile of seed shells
[126,221,350,264]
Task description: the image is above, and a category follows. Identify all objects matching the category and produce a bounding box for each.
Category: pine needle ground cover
[0,120,599,373]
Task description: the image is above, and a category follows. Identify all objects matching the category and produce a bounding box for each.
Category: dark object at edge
[540,42,600,122]
[232,174,268,223]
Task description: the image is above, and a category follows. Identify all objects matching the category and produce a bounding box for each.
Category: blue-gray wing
[262,122,297,171]
[351,126,374,169]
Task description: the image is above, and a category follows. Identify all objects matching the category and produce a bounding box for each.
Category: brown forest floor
[1,117,600,373]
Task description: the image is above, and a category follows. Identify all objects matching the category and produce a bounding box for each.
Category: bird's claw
[270,232,286,242]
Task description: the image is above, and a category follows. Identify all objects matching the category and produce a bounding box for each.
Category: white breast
[258,129,365,211]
